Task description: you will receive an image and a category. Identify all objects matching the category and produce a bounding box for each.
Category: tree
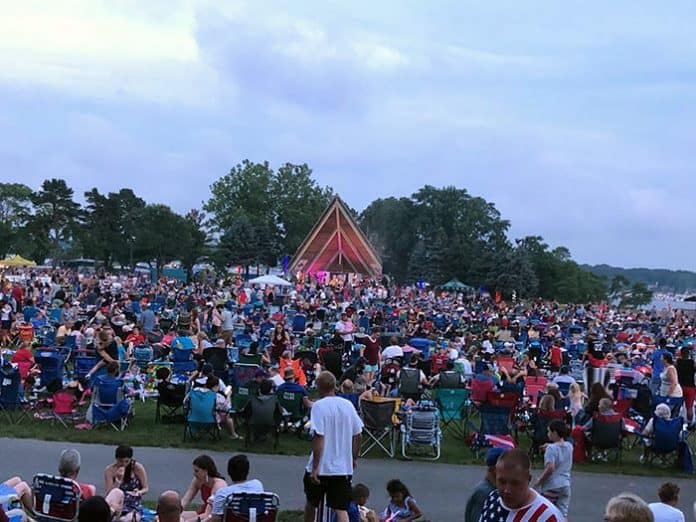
[205,160,279,265]
[621,282,653,308]
[133,204,186,276]
[0,183,34,258]
[215,215,260,274]
[271,163,334,255]
[406,240,428,284]
[360,197,417,282]
[28,179,81,264]
[179,209,208,280]
[610,275,631,296]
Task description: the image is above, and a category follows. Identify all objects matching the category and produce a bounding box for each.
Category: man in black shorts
[303,371,363,522]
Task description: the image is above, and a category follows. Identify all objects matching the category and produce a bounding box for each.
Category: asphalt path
[1,438,694,521]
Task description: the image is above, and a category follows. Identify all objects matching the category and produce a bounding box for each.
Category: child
[348,483,379,522]
[380,479,422,521]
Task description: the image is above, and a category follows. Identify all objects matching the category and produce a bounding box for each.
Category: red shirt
[125,333,146,345]
[549,346,562,367]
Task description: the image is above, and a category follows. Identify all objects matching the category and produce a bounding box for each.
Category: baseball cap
[485,447,507,467]
[255,369,269,378]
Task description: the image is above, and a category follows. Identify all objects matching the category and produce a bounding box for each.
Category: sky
[1,0,695,270]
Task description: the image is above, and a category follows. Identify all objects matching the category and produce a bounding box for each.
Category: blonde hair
[605,493,653,522]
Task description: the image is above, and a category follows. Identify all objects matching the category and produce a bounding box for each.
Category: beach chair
[277,389,308,431]
[155,381,186,423]
[91,376,133,431]
[643,416,683,468]
[434,388,470,439]
[401,404,441,460]
[31,474,81,522]
[223,491,280,522]
[0,365,30,424]
[245,395,282,449]
[589,413,623,463]
[35,350,65,387]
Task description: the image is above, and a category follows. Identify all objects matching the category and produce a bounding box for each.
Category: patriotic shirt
[479,490,562,522]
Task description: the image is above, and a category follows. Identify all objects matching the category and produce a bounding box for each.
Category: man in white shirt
[303,371,363,522]
[211,454,264,522]
[649,482,685,522]
[381,337,404,361]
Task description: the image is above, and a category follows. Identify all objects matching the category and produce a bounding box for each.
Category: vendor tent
[0,255,36,267]
[248,274,292,287]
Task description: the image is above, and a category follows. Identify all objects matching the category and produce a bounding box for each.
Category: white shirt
[211,479,264,515]
[382,345,404,360]
[305,395,363,475]
[335,320,355,342]
[648,502,685,522]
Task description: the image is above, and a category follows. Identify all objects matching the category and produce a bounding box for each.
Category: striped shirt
[479,490,562,522]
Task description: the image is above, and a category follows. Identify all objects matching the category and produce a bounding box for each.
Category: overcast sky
[1,1,695,270]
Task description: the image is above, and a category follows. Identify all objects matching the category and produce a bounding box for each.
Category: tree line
[0,160,647,303]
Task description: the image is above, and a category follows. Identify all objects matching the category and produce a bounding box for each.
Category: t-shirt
[277,382,308,397]
[139,309,156,333]
[362,337,381,365]
[648,502,685,522]
[211,480,264,516]
[221,309,234,331]
[305,395,364,476]
[382,345,403,360]
[479,490,562,522]
[540,442,572,491]
[465,479,495,522]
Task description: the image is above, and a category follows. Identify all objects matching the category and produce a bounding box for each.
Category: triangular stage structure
[289,196,382,278]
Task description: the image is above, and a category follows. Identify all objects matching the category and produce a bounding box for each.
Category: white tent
[248,274,292,287]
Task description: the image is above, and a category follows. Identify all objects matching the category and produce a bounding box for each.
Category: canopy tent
[289,196,382,278]
[0,255,36,267]
[441,278,473,291]
[248,274,292,287]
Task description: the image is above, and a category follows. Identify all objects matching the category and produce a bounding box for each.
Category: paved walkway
[0,438,693,521]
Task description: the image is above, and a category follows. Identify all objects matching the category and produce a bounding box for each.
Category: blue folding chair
[644,416,683,467]
[0,365,29,424]
[91,375,132,431]
[171,336,196,373]
[35,350,65,387]
[184,389,219,441]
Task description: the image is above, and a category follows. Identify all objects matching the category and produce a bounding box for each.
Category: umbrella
[441,278,470,291]
[0,255,36,267]
[248,274,292,287]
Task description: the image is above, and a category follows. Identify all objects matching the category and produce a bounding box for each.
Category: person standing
[303,371,363,522]
[479,449,563,522]
[464,447,506,522]
[676,346,695,427]
[533,420,573,519]
[335,313,355,356]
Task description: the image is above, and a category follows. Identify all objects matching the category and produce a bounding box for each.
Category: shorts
[303,472,352,511]
[542,486,571,517]
[0,319,10,331]
[364,364,378,373]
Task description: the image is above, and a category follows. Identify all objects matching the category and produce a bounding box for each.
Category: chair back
[486,391,518,409]
[249,395,281,428]
[435,388,469,421]
[438,371,461,389]
[133,345,154,369]
[525,376,548,388]
[0,366,21,407]
[230,364,260,389]
[399,367,421,395]
[232,386,251,413]
[203,347,229,372]
[591,413,623,450]
[496,357,515,374]
[556,381,571,397]
[239,354,263,366]
[470,377,494,403]
[652,416,682,453]
[278,389,305,419]
[31,474,80,522]
[531,409,566,443]
[157,381,186,407]
[223,492,280,522]
[361,399,396,429]
[94,376,123,406]
[525,384,545,407]
[187,389,216,424]
[52,391,76,415]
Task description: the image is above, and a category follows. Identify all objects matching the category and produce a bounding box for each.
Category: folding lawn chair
[643,415,683,468]
[0,364,30,425]
[528,409,566,461]
[589,413,624,463]
[47,389,82,428]
[398,367,422,402]
[245,395,282,450]
[35,349,65,387]
[91,375,133,431]
[434,387,470,439]
[360,399,398,457]
[31,474,81,522]
[133,345,154,370]
[203,347,229,380]
[155,381,186,423]
[184,388,220,441]
[223,491,280,522]
[277,389,308,432]
[401,404,441,460]
[479,391,519,438]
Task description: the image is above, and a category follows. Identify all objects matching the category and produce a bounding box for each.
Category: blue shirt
[651,349,665,378]
[276,382,308,397]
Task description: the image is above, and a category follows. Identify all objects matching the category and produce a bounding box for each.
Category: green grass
[3,399,693,479]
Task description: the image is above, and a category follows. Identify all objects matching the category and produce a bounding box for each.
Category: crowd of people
[2,266,696,521]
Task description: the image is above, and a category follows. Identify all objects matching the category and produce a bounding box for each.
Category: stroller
[400,402,441,460]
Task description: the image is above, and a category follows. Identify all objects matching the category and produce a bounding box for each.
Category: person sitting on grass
[350,483,379,522]
[181,455,227,522]
[379,479,422,521]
